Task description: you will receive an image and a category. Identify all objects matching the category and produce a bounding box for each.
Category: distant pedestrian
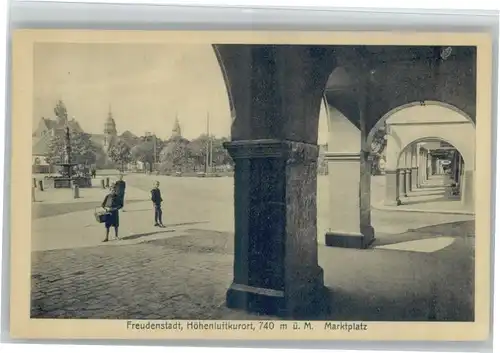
[101,183,123,242]
[115,174,127,211]
[151,181,165,227]
[91,168,97,178]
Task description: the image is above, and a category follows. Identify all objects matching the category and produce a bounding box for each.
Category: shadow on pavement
[406,220,474,237]
[121,222,210,241]
[401,195,450,206]
[372,220,474,247]
[144,228,232,254]
[120,229,175,241]
[163,221,210,228]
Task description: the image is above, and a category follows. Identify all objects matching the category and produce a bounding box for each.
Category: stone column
[359,150,373,236]
[224,140,327,318]
[419,149,427,186]
[426,153,432,179]
[460,156,465,183]
[411,146,418,190]
[385,169,401,205]
[431,156,437,175]
[406,157,413,192]
[325,152,374,248]
[412,167,419,189]
[358,84,373,248]
[399,168,407,198]
[417,150,422,187]
[461,170,474,212]
[323,71,375,250]
[454,153,461,184]
[423,152,429,181]
[405,167,412,195]
[384,126,400,205]
[461,152,474,212]
[402,150,411,196]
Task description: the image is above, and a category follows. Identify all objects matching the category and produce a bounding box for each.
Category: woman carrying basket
[101,183,123,242]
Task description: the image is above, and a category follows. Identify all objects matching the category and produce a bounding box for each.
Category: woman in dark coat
[101,183,123,242]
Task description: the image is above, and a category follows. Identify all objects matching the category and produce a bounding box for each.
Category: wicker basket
[94,208,111,223]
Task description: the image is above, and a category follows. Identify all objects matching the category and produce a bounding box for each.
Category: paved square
[31,174,475,321]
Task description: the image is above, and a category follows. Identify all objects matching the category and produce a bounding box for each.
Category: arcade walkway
[373,174,472,215]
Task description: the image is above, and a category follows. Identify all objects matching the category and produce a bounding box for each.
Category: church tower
[103,106,118,151]
[171,116,182,138]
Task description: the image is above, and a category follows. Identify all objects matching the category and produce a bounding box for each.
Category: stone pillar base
[226,266,330,319]
[285,265,331,319]
[325,226,375,249]
[226,282,287,316]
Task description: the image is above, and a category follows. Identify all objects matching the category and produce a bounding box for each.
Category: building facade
[32,108,138,172]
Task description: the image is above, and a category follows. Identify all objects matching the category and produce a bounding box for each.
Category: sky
[33,43,328,143]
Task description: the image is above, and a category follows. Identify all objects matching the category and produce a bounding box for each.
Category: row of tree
[46,130,100,167]
[127,135,233,173]
[157,135,232,173]
[45,128,233,174]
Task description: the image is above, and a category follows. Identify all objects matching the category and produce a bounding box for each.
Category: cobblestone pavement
[31,221,474,321]
[31,229,267,320]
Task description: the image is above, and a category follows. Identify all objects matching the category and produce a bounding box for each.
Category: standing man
[151,181,165,227]
[115,174,127,212]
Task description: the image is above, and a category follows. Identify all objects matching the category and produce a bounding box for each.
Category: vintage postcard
[9,29,493,341]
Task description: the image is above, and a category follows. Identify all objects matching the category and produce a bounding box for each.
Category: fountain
[51,126,92,188]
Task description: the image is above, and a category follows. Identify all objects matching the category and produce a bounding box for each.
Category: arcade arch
[367,100,475,147]
[384,103,475,171]
[320,99,477,244]
[397,137,468,171]
[382,103,475,211]
[389,137,471,211]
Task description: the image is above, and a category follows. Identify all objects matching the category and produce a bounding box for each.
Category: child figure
[151,181,165,228]
[101,183,123,242]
